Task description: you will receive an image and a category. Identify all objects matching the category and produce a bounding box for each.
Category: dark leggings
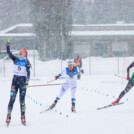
[8,75,27,116]
[118,79,134,99]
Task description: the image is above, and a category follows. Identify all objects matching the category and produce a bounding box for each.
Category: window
[93,41,109,56]
[112,41,128,56]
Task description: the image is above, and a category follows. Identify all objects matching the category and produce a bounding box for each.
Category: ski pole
[114,74,127,79]
[29,83,68,87]
[46,79,56,84]
[46,77,66,84]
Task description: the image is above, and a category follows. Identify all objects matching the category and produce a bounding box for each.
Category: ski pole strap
[29,83,68,87]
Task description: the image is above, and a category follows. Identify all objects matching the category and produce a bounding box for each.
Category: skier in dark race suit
[112,61,134,105]
[5,39,31,126]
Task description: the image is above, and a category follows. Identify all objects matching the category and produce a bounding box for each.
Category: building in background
[70,23,134,57]
[1,0,134,60]
[0,24,35,50]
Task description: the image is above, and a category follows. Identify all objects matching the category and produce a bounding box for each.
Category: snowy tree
[0,0,31,31]
[72,0,134,24]
[30,0,73,61]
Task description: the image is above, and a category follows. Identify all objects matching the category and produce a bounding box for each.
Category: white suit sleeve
[60,68,66,76]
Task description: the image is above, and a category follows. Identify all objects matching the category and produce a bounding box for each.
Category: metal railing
[1,52,134,78]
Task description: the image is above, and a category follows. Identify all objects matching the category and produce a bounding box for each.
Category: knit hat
[20,48,28,57]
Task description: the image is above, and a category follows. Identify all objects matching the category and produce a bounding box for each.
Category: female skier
[47,61,84,112]
[112,61,134,105]
[5,39,31,126]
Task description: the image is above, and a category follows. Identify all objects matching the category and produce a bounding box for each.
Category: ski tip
[97,108,101,110]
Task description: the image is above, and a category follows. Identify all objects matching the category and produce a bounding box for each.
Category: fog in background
[0,0,134,60]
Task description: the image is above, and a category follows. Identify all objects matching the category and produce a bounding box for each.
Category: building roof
[0,23,36,37]
[71,24,134,40]
[71,30,134,36]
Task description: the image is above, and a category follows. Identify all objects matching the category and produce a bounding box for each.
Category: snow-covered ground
[0,55,134,134]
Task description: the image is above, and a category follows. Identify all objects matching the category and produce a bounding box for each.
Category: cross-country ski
[97,102,124,110]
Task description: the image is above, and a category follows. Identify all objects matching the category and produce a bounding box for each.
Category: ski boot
[49,102,56,110]
[71,105,76,113]
[71,98,76,113]
[112,98,120,105]
[21,115,26,126]
[6,114,11,126]
[40,102,56,113]
[49,97,60,110]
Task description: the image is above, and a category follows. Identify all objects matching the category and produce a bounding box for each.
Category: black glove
[81,69,84,74]
[55,74,61,80]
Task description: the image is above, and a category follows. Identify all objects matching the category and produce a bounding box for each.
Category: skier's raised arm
[6,39,18,62]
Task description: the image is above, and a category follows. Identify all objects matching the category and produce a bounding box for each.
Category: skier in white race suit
[48,61,84,112]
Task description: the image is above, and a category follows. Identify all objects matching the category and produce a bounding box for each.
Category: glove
[55,74,60,80]
[81,69,84,74]
[7,39,12,44]
[25,81,29,88]
[126,76,129,81]
[127,74,129,80]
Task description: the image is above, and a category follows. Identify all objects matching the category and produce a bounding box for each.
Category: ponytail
[26,57,32,69]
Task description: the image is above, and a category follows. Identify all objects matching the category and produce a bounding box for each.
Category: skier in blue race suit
[5,39,31,126]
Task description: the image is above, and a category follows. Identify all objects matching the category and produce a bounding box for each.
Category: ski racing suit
[7,45,30,116]
[56,66,83,105]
